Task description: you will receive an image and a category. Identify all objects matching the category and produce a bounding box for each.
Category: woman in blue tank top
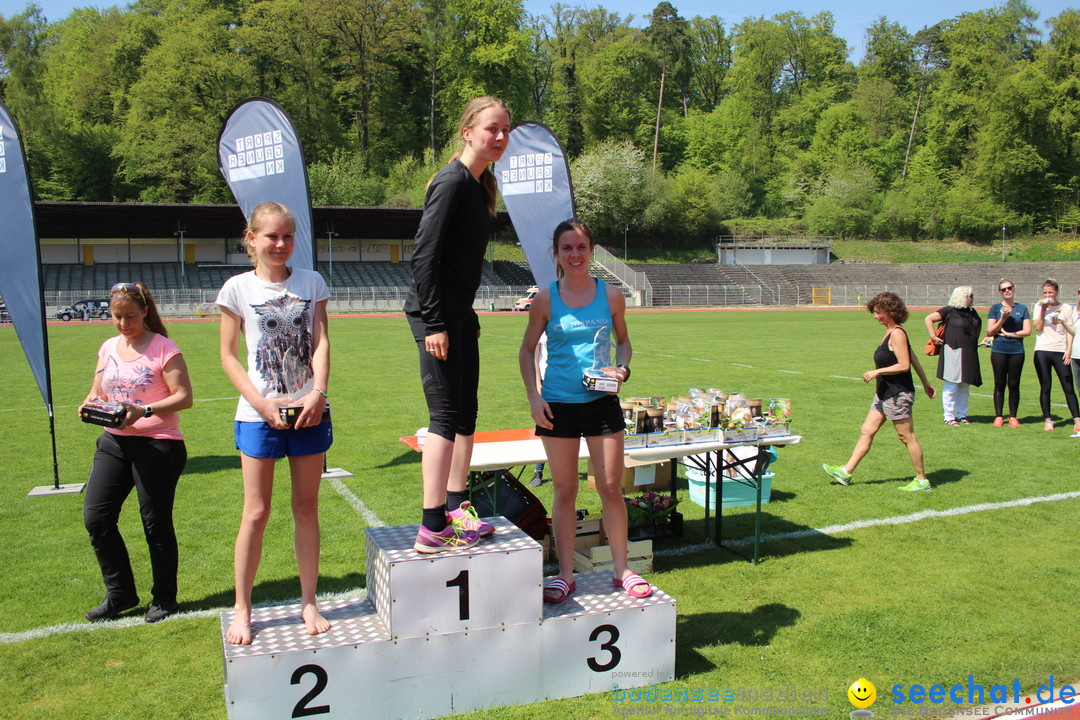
[519,220,650,603]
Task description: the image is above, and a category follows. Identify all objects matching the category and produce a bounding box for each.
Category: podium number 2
[291,664,329,717]
[446,570,470,620]
[587,624,622,672]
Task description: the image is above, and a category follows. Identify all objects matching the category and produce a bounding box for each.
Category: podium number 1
[446,570,470,620]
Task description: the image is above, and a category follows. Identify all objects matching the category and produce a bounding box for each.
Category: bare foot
[226,606,252,645]
[302,602,331,636]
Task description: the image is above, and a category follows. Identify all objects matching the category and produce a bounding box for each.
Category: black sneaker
[145,601,179,624]
[85,595,139,622]
[529,470,544,487]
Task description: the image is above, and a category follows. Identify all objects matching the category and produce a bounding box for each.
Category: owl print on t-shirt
[251,293,313,394]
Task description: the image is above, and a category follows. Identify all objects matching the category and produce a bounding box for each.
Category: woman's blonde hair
[948,286,973,309]
[244,201,296,268]
[432,96,511,217]
[1042,277,1059,292]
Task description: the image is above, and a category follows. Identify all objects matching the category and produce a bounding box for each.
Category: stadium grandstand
[33,202,1079,315]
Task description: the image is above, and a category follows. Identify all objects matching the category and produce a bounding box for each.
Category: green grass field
[1,309,1078,719]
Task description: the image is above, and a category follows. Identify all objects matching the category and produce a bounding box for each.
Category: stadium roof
[33,201,511,239]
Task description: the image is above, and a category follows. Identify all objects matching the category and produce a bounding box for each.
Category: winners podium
[222,518,675,720]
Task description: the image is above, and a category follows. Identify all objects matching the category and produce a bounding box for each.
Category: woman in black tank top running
[821,292,938,492]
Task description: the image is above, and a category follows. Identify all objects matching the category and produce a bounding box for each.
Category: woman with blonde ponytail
[404,96,512,553]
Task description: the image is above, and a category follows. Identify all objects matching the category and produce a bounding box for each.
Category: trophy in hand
[582,326,621,393]
[80,357,128,428]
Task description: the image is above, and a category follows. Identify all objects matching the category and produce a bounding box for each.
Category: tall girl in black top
[821,292,936,491]
[404,96,512,553]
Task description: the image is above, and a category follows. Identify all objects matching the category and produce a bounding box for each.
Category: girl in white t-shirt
[1031,278,1079,432]
[216,202,332,644]
[1071,283,1080,435]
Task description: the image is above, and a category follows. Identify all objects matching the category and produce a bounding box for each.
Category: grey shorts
[871,391,914,421]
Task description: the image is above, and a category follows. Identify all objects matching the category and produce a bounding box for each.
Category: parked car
[513,286,539,312]
[55,298,111,321]
[0,302,9,324]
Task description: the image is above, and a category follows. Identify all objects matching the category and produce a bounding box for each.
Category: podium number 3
[446,570,470,620]
[291,664,329,717]
[588,624,622,672]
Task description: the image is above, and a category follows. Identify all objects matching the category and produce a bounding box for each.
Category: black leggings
[408,311,480,441]
[990,351,1024,418]
[84,433,187,603]
[1033,349,1080,419]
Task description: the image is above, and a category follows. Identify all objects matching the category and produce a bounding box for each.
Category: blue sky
[6,0,1077,61]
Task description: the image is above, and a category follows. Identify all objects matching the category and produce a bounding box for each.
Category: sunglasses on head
[999,285,1014,292]
[111,282,146,303]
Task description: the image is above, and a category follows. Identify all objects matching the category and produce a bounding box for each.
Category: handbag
[924,322,946,356]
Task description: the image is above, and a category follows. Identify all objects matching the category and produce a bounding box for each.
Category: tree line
[2,0,1079,246]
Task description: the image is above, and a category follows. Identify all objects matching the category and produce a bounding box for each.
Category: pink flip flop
[613,573,652,599]
[543,576,576,603]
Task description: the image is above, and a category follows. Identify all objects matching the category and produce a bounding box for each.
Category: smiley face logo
[848,678,877,709]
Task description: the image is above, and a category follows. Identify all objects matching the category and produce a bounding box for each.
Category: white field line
[7,491,1079,645]
[0,589,368,645]
[0,470,381,646]
[654,491,1080,558]
[326,476,384,528]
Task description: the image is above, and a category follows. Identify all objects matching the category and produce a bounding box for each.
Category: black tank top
[874,328,915,400]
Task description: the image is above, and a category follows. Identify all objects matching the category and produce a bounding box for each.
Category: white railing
[591,245,653,306]
[42,283,1011,316]
[649,283,1010,308]
[44,286,535,317]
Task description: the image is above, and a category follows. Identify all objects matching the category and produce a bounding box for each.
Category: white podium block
[222,572,675,720]
[365,517,542,639]
[538,571,676,697]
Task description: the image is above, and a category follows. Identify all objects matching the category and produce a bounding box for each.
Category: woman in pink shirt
[81,282,193,624]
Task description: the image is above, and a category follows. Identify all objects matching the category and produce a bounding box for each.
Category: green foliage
[6,0,1080,237]
[804,163,878,238]
[871,188,926,240]
[939,175,1011,241]
[570,138,655,239]
[383,148,442,207]
[578,31,658,145]
[657,164,753,241]
[308,149,386,206]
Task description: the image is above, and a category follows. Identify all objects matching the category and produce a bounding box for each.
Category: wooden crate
[586,460,673,492]
[545,516,609,557]
[572,540,653,574]
[572,516,607,553]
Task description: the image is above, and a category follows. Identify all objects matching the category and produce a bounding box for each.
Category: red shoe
[992,416,1004,427]
[1008,417,1020,428]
